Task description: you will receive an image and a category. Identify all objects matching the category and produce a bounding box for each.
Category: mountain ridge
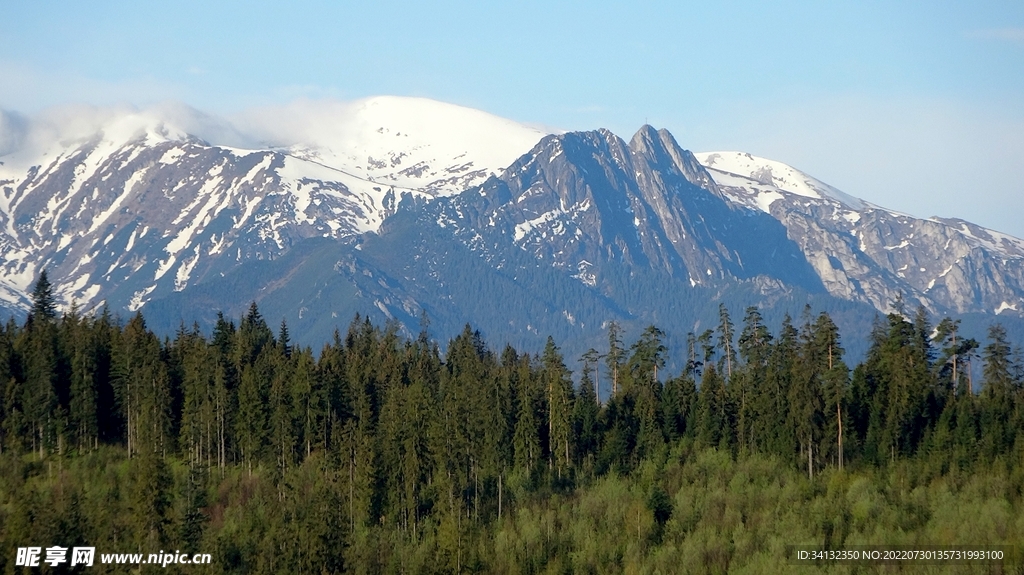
[1,98,1023,361]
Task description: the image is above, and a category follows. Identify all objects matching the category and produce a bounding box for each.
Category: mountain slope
[696,151,1024,317]
[0,98,545,314]
[425,127,824,293]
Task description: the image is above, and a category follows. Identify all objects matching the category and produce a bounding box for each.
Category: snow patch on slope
[237,96,546,196]
[0,97,549,314]
[695,151,865,210]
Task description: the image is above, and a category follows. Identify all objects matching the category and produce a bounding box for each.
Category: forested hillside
[1,272,1023,573]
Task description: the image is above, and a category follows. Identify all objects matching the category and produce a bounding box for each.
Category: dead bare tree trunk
[837,402,844,471]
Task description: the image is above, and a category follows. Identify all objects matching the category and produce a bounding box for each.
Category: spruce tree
[542,336,574,475]
[628,326,666,459]
[606,321,624,397]
[814,312,848,470]
[737,306,772,452]
[717,304,736,380]
[980,324,1016,458]
[30,269,57,323]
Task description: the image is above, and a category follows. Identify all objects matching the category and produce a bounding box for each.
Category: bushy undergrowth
[3,445,1022,574]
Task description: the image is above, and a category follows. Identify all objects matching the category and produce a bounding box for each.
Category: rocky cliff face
[430,127,823,296]
[697,151,1024,317]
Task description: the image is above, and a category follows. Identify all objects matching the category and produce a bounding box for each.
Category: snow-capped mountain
[696,151,1024,317]
[2,95,1024,355]
[424,126,821,292]
[0,97,545,313]
[405,126,1024,321]
[237,96,548,202]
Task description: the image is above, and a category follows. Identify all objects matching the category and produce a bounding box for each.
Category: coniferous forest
[2,272,1024,574]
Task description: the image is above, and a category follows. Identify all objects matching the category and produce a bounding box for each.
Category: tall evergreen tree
[573,357,601,466]
[512,352,541,476]
[813,312,849,470]
[627,327,666,459]
[542,336,574,476]
[790,311,825,478]
[980,324,1017,458]
[717,304,736,380]
[1,318,24,454]
[762,315,797,458]
[64,309,99,452]
[736,306,772,452]
[30,269,57,323]
[177,326,214,467]
[605,321,625,397]
[697,363,728,449]
[580,348,603,404]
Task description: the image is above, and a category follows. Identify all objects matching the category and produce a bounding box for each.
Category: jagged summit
[629,126,720,196]
[437,126,824,292]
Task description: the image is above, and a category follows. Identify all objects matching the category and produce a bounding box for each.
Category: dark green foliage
[1,301,1022,573]
[29,269,57,323]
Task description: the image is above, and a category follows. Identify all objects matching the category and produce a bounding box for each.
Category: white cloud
[964,28,1024,44]
[0,101,257,164]
[229,98,358,148]
[0,109,29,157]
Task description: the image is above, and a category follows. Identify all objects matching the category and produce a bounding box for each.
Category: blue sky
[2,1,1023,236]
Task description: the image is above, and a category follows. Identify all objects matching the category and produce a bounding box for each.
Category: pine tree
[131,441,173,548]
[177,326,213,466]
[512,353,541,476]
[762,315,797,458]
[628,326,666,459]
[399,341,437,535]
[717,304,736,380]
[542,336,574,476]
[178,463,209,555]
[628,326,667,386]
[113,313,172,459]
[1,319,24,454]
[30,269,57,323]
[268,345,295,482]
[65,310,99,452]
[292,347,323,460]
[813,312,848,470]
[573,358,600,466]
[736,306,772,452]
[980,324,1016,459]
[238,302,273,365]
[580,348,603,404]
[235,357,269,474]
[22,283,60,457]
[697,364,727,448]
[278,318,292,359]
[606,321,625,397]
[789,309,826,478]
[209,312,237,469]
[935,318,964,394]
